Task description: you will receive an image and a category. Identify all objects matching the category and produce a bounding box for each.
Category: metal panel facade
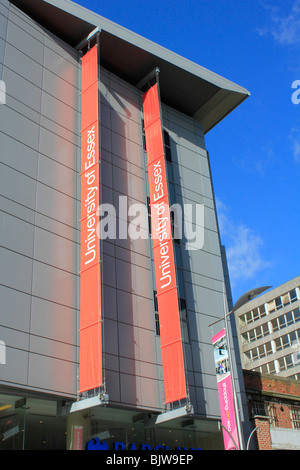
[0,0,80,396]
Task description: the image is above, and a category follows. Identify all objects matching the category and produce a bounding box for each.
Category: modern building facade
[0,0,251,450]
[235,276,300,380]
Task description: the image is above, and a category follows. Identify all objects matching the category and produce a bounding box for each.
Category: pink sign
[212,329,239,450]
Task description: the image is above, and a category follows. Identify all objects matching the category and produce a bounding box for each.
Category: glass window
[256,326,263,340]
[291,406,300,429]
[286,311,294,325]
[294,308,300,322]
[271,318,279,332]
[259,304,266,317]
[262,323,269,336]
[177,270,185,299]
[252,308,259,320]
[275,296,283,310]
[248,329,255,342]
[155,313,160,336]
[163,130,170,147]
[251,401,266,416]
[265,342,272,355]
[164,131,172,163]
[290,289,298,302]
[252,348,259,360]
[282,334,289,348]
[278,357,285,371]
[275,337,282,351]
[168,184,176,206]
[268,300,275,312]
[167,162,173,182]
[174,244,182,268]
[153,290,158,312]
[286,354,294,368]
[268,361,276,374]
[246,311,253,324]
[282,293,290,306]
[289,330,297,344]
[279,315,287,328]
[244,351,251,362]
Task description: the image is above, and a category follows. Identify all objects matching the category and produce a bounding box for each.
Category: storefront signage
[87,438,201,451]
[142,83,186,405]
[212,329,239,450]
[79,44,102,393]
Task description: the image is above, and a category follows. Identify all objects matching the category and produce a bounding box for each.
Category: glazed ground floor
[0,391,224,450]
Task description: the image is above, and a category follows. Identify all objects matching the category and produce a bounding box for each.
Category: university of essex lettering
[82,125,98,267]
[150,159,172,290]
[142,83,187,404]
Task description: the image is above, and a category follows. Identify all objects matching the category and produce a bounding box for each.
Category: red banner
[143,84,187,404]
[79,45,102,393]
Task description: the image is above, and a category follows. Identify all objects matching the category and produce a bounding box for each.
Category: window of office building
[271,307,300,332]
[268,288,299,313]
[278,353,298,372]
[239,304,266,326]
[245,341,273,363]
[242,322,270,344]
[274,329,300,352]
[290,406,300,429]
[253,360,276,375]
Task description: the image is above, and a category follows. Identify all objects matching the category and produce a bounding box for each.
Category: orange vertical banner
[79,45,102,393]
[142,84,187,404]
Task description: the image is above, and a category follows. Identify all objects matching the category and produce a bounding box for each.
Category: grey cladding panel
[0,211,34,257]
[0,5,80,398]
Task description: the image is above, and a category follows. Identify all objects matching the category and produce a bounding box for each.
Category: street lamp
[210,285,271,450]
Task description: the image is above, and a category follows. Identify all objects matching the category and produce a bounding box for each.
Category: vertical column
[79,44,102,393]
[142,83,187,405]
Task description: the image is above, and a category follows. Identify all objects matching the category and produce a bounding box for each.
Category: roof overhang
[9,0,250,133]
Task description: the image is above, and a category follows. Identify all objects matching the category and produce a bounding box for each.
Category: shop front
[0,393,223,450]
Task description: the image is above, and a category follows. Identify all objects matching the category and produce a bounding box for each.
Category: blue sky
[76,0,300,303]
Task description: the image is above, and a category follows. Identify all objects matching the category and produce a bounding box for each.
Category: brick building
[243,370,300,450]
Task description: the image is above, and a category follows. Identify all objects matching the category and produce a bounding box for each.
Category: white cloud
[289,128,300,162]
[259,1,300,45]
[216,198,270,289]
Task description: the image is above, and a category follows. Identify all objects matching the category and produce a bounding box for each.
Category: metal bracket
[136,67,160,90]
[144,404,194,428]
[76,27,101,51]
[68,393,109,414]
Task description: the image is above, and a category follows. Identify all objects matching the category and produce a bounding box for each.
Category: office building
[0,0,251,449]
[235,276,300,380]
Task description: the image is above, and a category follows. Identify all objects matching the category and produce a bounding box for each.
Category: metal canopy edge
[9,0,250,134]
